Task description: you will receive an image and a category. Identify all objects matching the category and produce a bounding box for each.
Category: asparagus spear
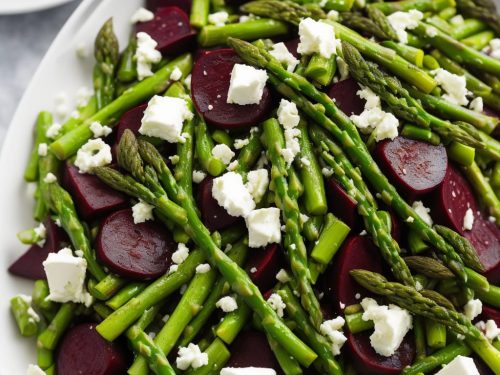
[24,112,53,182]
[117,34,137,83]
[456,0,500,35]
[267,333,303,375]
[185,338,231,375]
[241,0,326,25]
[190,0,210,28]
[461,30,495,50]
[404,256,455,279]
[370,0,455,14]
[106,282,146,310]
[194,117,226,177]
[32,280,58,321]
[10,295,40,337]
[38,303,76,351]
[215,300,252,344]
[288,0,354,12]
[340,8,398,41]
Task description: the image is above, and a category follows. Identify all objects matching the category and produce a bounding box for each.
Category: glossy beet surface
[375,137,447,198]
[62,163,127,221]
[246,243,285,293]
[136,6,196,55]
[328,78,365,116]
[146,0,191,13]
[96,209,176,280]
[8,219,69,280]
[114,104,147,145]
[191,48,273,129]
[326,178,359,229]
[347,331,415,375]
[57,323,129,375]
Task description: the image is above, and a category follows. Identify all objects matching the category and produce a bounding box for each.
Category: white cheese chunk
[46,122,62,139]
[234,137,249,149]
[276,269,291,283]
[320,317,347,356]
[463,208,474,231]
[212,172,255,217]
[135,32,162,80]
[208,11,229,26]
[426,26,438,38]
[277,99,300,129]
[485,38,500,59]
[432,68,470,106]
[216,296,238,312]
[192,170,206,183]
[469,97,484,113]
[412,200,433,226]
[89,121,112,138]
[43,173,57,184]
[170,67,183,81]
[297,18,339,58]
[172,243,190,265]
[227,64,268,105]
[436,355,480,375]
[267,293,286,318]
[131,7,154,23]
[464,299,482,320]
[336,56,349,81]
[372,112,399,142]
[132,200,155,224]
[387,10,424,44]
[196,263,211,274]
[450,15,465,25]
[43,248,92,306]
[38,143,48,157]
[221,368,276,375]
[139,95,193,143]
[360,298,412,357]
[75,86,93,108]
[484,320,500,341]
[357,87,380,109]
[327,10,340,21]
[246,169,269,203]
[246,207,282,248]
[34,223,46,246]
[27,364,46,375]
[269,42,299,72]
[212,144,235,165]
[74,139,112,174]
[176,343,209,370]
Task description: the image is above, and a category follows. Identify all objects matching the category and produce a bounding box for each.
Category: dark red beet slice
[226,330,282,373]
[57,323,129,375]
[375,136,447,198]
[480,306,500,325]
[96,209,175,280]
[326,178,360,229]
[8,219,69,280]
[62,163,127,221]
[347,331,415,375]
[191,48,273,129]
[147,0,191,13]
[284,38,299,58]
[197,177,243,231]
[328,78,365,116]
[114,104,147,144]
[136,6,196,56]
[246,244,285,292]
[324,236,384,312]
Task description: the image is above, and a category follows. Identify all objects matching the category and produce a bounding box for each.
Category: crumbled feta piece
[435,355,479,375]
[208,11,229,26]
[269,42,299,72]
[192,170,207,183]
[43,248,92,306]
[132,200,155,224]
[426,26,438,37]
[216,296,238,312]
[227,160,238,171]
[169,66,183,81]
[387,10,424,44]
[46,122,62,139]
[212,172,255,217]
[484,320,500,341]
[322,167,334,177]
[327,10,340,20]
[34,223,46,245]
[184,74,192,88]
[43,173,57,184]
[74,139,112,174]
[176,343,209,370]
[38,143,48,157]
[250,267,257,273]
[131,7,154,23]
[469,97,484,113]
[246,169,269,203]
[432,68,469,106]
[406,216,414,223]
[320,316,345,334]
[221,368,276,375]
[168,264,179,274]
[227,64,268,105]
[234,137,249,149]
[212,144,235,165]
[357,87,381,109]
[267,293,286,318]
[196,263,211,274]
[360,298,412,357]
[450,15,465,25]
[278,99,300,129]
[135,32,162,80]
[415,281,424,291]
[27,364,46,375]
[336,56,349,81]
[276,269,291,283]
[172,243,190,264]
[297,18,339,58]
[246,208,282,248]
[412,201,433,226]
[139,95,193,143]
[75,86,93,108]
[75,42,88,59]
[169,155,180,165]
[485,38,500,59]
[464,299,482,320]
[463,208,474,231]
[89,121,112,138]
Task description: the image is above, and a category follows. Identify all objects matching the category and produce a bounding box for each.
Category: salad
[7,0,500,374]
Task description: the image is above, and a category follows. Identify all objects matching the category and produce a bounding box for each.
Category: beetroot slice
[375,136,447,199]
[246,243,285,292]
[96,209,175,280]
[347,331,415,375]
[8,219,69,280]
[62,163,127,221]
[480,306,500,326]
[57,323,129,375]
[114,104,147,144]
[136,6,196,56]
[324,236,384,312]
[328,78,365,116]
[147,0,191,13]
[326,178,360,229]
[226,330,282,373]
[191,48,273,129]
[197,177,243,231]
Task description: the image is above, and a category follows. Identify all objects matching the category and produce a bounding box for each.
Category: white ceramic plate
[0,0,75,15]
[0,0,142,372]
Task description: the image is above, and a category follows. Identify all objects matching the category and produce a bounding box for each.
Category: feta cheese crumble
[212,172,255,217]
[212,144,235,165]
[131,7,154,23]
[34,223,46,245]
[221,368,276,375]
[469,97,484,113]
[132,200,155,224]
[192,170,206,183]
[387,10,424,44]
[432,68,470,106]
[435,355,479,375]
[135,32,162,81]
[170,67,183,81]
[277,99,301,165]
[336,56,349,81]
[196,263,211,274]
[412,200,433,226]
[43,248,92,306]
[38,143,48,157]
[208,11,229,26]
[297,18,339,58]
[276,269,291,283]
[267,293,286,318]
[463,208,474,231]
[46,122,62,139]
[269,42,299,72]
[234,137,249,149]
[216,296,238,312]
[360,298,412,357]
[227,64,268,105]
[74,139,112,174]
[89,121,112,138]
[27,364,46,375]
[464,299,482,320]
[484,38,500,59]
[246,207,282,248]
[172,243,190,265]
[176,343,208,370]
[246,169,269,203]
[320,317,347,356]
[139,95,193,143]
[44,172,57,184]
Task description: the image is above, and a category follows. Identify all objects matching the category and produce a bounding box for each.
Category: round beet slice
[136,6,196,56]
[347,331,415,375]
[147,0,191,13]
[96,209,175,280]
[57,323,129,375]
[191,48,273,129]
[197,177,243,231]
[246,243,285,292]
[326,178,360,229]
[480,306,500,325]
[375,136,447,198]
[324,236,384,312]
[328,78,365,116]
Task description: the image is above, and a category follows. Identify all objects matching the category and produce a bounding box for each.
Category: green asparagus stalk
[425,320,447,349]
[241,0,326,25]
[401,124,441,145]
[24,111,53,182]
[289,0,354,12]
[456,0,500,35]
[117,33,137,83]
[345,312,374,333]
[185,338,231,375]
[310,214,350,265]
[233,128,263,178]
[370,0,455,14]
[453,18,488,40]
[194,117,226,176]
[448,142,476,167]
[380,41,424,67]
[32,280,58,321]
[106,282,146,310]
[267,332,303,375]
[304,54,337,86]
[215,299,252,344]
[414,317,426,360]
[190,0,210,28]
[92,274,126,300]
[404,256,455,279]
[10,295,39,337]
[461,30,495,50]
[303,215,323,242]
[17,226,47,246]
[38,303,76,350]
